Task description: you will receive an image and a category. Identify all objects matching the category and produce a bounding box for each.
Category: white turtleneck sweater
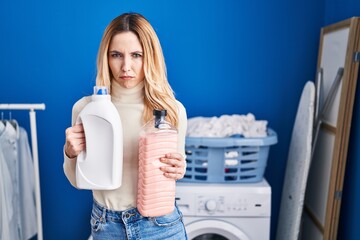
[63,80,187,211]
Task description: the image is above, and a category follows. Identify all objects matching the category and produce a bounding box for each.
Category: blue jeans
[90,199,188,240]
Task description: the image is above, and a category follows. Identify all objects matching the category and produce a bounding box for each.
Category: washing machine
[175,179,271,240]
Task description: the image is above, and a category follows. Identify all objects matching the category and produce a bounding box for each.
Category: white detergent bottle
[137,109,178,217]
[75,86,123,190]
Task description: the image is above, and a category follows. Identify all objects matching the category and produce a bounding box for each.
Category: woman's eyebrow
[108,50,143,53]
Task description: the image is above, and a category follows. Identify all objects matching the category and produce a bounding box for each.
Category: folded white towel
[187,113,268,138]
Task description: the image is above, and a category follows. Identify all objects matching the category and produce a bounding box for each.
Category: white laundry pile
[186,113,268,138]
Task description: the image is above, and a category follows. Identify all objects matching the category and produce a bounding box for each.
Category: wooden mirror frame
[301,17,360,239]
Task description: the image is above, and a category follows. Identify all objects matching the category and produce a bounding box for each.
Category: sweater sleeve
[63,97,91,188]
[176,100,187,159]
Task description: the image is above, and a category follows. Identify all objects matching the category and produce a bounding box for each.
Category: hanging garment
[0,121,37,240]
[17,127,37,239]
[0,121,20,240]
[0,123,13,240]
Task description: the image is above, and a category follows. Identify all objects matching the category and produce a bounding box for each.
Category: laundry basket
[180,129,277,183]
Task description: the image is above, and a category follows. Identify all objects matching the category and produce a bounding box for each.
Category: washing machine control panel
[195,193,270,217]
[175,181,271,217]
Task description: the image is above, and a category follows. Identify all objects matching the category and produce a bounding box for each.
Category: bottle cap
[153,109,167,117]
[94,86,109,95]
[153,109,167,128]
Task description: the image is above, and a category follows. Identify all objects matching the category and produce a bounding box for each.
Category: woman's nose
[121,57,131,72]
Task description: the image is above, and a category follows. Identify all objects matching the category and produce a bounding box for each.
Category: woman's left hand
[160,153,186,181]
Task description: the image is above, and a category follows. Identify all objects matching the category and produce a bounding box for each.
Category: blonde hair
[96,13,179,127]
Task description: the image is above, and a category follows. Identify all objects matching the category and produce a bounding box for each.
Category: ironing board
[276,81,315,240]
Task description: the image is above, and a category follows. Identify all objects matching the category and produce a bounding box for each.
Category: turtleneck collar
[111,80,144,104]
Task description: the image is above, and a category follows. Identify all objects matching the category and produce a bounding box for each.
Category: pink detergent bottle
[137,109,178,217]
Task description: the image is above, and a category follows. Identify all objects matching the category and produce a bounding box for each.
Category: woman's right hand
[64,123,86,159]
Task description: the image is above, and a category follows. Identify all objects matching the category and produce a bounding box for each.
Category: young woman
[63,12,188,239]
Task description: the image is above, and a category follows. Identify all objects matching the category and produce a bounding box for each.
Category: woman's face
[108,31,145,89]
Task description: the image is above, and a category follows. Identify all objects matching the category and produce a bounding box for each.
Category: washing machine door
[186,219,250,240]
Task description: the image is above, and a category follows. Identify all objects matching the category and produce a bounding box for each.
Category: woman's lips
[120,76,133,80]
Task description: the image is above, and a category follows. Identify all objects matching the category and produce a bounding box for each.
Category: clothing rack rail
[0,103,46,240]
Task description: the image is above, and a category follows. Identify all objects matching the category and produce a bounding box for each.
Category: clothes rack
[0,103,45,240]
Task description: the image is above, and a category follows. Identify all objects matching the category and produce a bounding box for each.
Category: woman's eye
[132,53,142,58]
[109,51,122,58]
[111,53,121,58]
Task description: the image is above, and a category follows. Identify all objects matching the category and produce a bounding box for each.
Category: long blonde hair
[95,13,179,127]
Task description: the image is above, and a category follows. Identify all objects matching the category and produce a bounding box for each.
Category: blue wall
[0,0,358,239]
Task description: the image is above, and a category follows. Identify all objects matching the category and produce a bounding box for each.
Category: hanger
[1,111,5,125]
[0,112,7,133]
[0,119,4,133]
[8,111,18,129]
[9,112,20,139]
[1,110,20,139]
